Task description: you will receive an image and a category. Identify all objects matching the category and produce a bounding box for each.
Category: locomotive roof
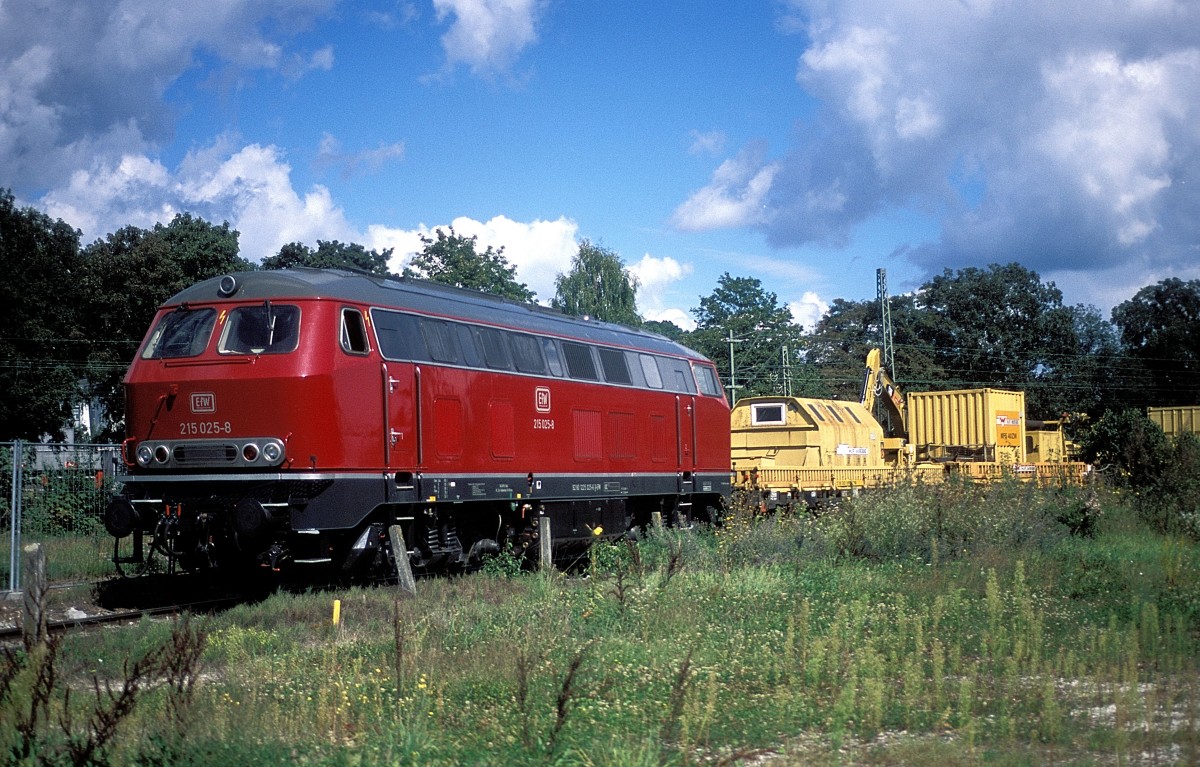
[166,268,705,360]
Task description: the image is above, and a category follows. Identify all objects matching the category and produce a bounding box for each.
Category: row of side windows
[363,307,723,398]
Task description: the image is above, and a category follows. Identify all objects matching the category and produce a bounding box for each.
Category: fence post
[22,542,47,645]
[388,524,417,596]
[8,439,21,593]
[538,516,552,572]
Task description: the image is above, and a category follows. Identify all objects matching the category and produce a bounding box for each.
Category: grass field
[4,479,1199,765]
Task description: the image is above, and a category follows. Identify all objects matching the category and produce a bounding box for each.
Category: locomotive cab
[108,274,385,572]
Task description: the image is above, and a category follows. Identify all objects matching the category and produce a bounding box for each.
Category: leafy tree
[405,227,535,302]
[0,190,86,440]
[915,263,1079,417]
[1110,277,1200,406]
[1059,304,1124,417]
[263,240,394,277]
[643,319,687,343]
[806,294,943,399]
[1078,409,1200,538]
[1077,408,1167,486]
[79,214,248,439]
[550,240,641,325]
[688,273,812,399]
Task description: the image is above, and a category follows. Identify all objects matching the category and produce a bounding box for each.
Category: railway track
[0,597,243,644]
[1,571,275,644]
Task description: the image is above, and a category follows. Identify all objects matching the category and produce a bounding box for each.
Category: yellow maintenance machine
[730,350,1089,507]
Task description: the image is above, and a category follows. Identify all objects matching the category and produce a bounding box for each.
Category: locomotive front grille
[173,444,239,465]
[134,437,287,470]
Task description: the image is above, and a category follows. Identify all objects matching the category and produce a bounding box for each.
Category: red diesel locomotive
[104,268,730,574]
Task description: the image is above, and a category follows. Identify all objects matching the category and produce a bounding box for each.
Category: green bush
[791,479,1085,563]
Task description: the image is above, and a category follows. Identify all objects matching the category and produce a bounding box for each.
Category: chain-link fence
[2,442,122,592]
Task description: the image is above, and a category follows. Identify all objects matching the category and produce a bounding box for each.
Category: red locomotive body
[105,268,730,573]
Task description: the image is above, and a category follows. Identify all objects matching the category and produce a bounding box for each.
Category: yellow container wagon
[1147,406,1200,438]
[907,388,1027,464]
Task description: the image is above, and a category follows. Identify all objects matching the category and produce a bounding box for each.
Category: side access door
[382,361,419,473]
[676,394,697,496]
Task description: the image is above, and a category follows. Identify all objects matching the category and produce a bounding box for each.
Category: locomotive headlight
[153,445,171,464]
[242,443,260,462]
[262,441,282,463]
[136,444,154,467]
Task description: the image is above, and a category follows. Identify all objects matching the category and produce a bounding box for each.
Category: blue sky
[4,1,1199,331]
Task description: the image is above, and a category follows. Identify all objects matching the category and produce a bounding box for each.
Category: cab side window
[341,308,370,354]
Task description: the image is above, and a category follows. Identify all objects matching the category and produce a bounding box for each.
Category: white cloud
[687,129,727,156]
[1035,50,1185,247]
[801,25,893,125]
[629,253,692,297]
[628,253,695,329]
[694,0,1200,308]
[671,143,779,231]
[370,215,579,302]
[0,0,339,193]
[315,132,406,179]
[41,140,357,259]
[788,291,829,334]
[432,0,545,76]
[39,136,582,301]
[281,44,336,80]
[643,307,696,332]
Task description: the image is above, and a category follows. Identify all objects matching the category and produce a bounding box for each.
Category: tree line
[2,189,1197,443]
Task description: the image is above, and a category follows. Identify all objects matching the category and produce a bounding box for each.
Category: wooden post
[21,543,47,647]
[538,516,552,572]
[651,511,664,530]
[388,525,417,596]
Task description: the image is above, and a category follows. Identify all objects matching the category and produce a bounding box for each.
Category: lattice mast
[876,268,895,379]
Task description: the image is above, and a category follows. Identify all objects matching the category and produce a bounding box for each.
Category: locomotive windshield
[141,306,217,359]
[219,303,301,355]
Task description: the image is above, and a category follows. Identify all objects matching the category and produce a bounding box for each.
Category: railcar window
[752,403,785,425]
[455,324,483,367]
[638,354,664,389]
[373,310,428,361]
[340,309,370,354]
[562,341,598,380]
[658,357,697,393]
[421,319,462,364]
[509,332,547,374]
[141,307,217,359]
[598,347,632,384]
[541,338,565,376]
[694,365,722,397]
[624,351,648,388]
[219,304,300,355]
[469,326,510,370]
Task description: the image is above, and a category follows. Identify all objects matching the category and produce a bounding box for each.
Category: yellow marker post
[332,599,341,627]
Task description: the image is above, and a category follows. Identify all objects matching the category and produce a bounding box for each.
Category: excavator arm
[861,348,907,437]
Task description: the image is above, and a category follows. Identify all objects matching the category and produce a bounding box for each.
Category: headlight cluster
[132,438,287,469]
